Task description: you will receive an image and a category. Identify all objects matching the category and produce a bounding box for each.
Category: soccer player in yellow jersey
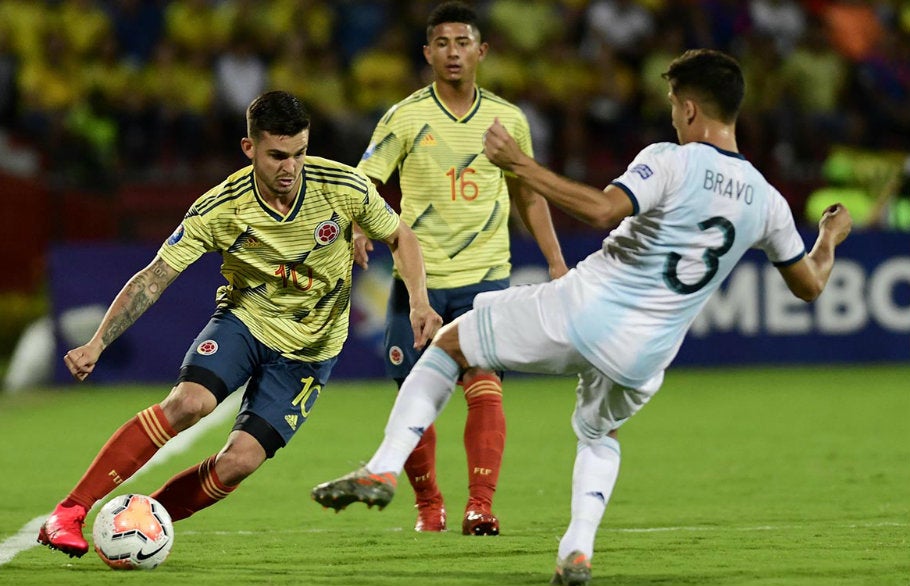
[37,91,442,559]
[351,1,568,535]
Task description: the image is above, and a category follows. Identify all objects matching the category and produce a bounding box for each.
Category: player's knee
[160,382,216,431]
[577,433,621,460]
[573,413,619,450]
[431,321,458,347]
[215,429,270,485]
[462,367,500,388]
[431,321,470,369]
[214,448,264,486]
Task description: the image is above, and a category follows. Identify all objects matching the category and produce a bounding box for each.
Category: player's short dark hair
[426,1,481,41]
[662,49,745,124]
[246,91,310,139]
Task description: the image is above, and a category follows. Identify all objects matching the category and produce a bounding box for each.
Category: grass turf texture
[1,365,908,585]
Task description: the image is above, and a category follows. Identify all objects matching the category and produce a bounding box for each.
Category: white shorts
[458,278,663,436]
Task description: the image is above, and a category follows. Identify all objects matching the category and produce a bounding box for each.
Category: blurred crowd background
[2,0,910,230]
[1,0,909,383]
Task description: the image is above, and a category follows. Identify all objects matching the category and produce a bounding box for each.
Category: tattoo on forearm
[101,258,175,347]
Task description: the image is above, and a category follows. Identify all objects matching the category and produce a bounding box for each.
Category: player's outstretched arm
[64,256,179,381]
[380,223,442,350]
[483,119,632,230]
[778,203,853,302]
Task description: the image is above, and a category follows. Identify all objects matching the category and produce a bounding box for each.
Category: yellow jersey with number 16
[358,82,533,289]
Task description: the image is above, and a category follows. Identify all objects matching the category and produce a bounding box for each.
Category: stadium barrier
[49,230,909,384]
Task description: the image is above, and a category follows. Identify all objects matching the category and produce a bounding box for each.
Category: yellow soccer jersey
[357,83,533,289]
[158,158,400,361]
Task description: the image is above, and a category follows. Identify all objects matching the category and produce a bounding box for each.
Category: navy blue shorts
[178,310,336,456]
[384,278,508,380]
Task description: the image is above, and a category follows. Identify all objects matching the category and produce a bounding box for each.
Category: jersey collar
[252,168,306,222]
[430,82,481,123]
[697,141,746,160]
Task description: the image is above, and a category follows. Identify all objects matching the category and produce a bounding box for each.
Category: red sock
[404,424,442,505]
[462,372,505,511]
[67,405,175,510]
[150,455,235,521]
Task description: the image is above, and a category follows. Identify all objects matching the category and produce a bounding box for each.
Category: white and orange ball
[92,494,174,570]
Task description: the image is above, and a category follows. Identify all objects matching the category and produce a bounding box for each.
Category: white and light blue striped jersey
[566,141,806,387]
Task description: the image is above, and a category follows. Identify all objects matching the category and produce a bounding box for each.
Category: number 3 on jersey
[447,167,478,201]
[664,216,735,294]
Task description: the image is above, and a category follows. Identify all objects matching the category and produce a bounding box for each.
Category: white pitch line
[0,393,240,566]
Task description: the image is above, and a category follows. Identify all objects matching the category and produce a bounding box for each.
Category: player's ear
[423,44,432,65]
[684,99,697,126]
[241,137,255,160]
[478,41,489,60]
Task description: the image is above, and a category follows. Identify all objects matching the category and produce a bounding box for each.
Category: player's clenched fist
[482,118,526,172]
[818,203,853,246]
[63,342,102,381]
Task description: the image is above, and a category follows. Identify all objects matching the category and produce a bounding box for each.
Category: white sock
[367,346,459,474]
[557,436,621,560]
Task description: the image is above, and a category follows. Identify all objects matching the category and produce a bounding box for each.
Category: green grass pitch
[1,364,908,585]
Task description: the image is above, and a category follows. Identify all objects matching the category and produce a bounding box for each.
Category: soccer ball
[92,494,174,570]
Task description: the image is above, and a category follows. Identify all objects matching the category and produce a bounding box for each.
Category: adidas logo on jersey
[420,133,437,146]
[285,414,299,430]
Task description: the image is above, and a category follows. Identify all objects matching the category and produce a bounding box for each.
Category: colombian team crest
[314,220,340,245]
[389,346,404,366]
[196,340,218,355]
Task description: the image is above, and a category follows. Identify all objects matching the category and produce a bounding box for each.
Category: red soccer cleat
[37,502,89,558]
[461,503,499,536]
[414,495,446,532]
